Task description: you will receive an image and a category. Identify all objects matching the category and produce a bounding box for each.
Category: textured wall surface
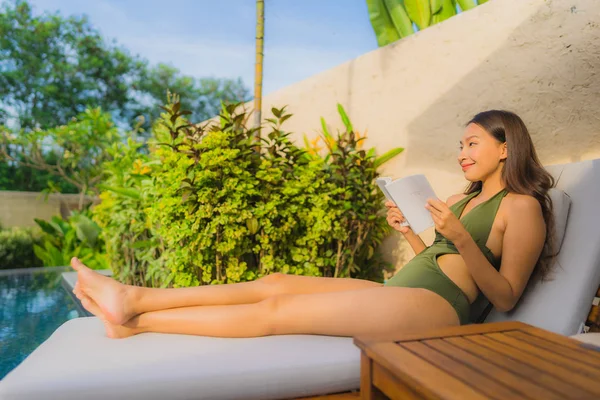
[0,191,94,227]
[256,0,600,271]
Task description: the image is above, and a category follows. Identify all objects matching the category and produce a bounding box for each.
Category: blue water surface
[0,267,82,379]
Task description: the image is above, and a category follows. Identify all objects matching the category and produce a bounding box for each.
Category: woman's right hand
[385,201,412,234]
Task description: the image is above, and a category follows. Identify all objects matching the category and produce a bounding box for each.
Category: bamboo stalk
[253,0,265,134]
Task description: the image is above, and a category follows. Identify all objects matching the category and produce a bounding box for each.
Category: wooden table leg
[361,352,387,400]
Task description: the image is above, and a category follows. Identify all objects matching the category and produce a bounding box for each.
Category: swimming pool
[0,266,83,379]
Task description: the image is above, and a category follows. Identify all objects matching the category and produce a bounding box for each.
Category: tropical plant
[94,97,404,287]
[305,104,404,279]
[367,0,485,47]
[93,134,165,286]
[33,209,107,270]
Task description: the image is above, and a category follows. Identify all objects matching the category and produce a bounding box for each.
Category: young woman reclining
[71,109,555,339]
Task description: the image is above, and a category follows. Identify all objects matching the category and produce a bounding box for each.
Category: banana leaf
[430,0,443,14]
[404,0,432,30]
[432,0,456,24]
[367,0,401,47]
[456,0,476,10]
[383,0,414,38]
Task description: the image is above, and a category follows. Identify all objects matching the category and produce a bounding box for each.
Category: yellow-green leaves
[367,0,400,46]
[404,0,431,30]
[430,0,443,14]
[246,218,259,235]
[457,0,477,10]
[384,0,414,38]
[432,0,456,25]
[368,0,484,47]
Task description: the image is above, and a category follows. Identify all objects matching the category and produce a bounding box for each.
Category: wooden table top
[354,321,600,400]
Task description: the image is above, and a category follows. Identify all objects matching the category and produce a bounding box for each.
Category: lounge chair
[1,158,599,400]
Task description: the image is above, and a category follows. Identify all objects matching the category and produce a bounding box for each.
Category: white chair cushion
[0,318,360,400]
[548,188,571,256]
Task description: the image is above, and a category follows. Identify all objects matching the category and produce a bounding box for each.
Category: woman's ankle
[125,285,144,316]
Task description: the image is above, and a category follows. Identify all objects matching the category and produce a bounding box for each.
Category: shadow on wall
[380,1,600,274]
[406,1,600,175]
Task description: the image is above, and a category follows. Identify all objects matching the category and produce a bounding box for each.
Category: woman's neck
[479,170,505,198]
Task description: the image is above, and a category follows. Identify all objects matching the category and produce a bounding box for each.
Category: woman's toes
[70,257,89,272]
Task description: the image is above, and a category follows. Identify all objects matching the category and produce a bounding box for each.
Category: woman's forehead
[461,123,488,142]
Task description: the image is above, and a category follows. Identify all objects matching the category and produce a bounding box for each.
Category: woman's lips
[461,163,474,171]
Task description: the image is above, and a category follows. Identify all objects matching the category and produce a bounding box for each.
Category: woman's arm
[402,230,427,255]
[385,201,427,254]
[452,195,546,312]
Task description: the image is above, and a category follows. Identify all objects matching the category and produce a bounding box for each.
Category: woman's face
[458,123,507,182]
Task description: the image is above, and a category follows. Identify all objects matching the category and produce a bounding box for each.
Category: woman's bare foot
[71,257,137,325]
[103,319,140,339]
[79,293,140,339]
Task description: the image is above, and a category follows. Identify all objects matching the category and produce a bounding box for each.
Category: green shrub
[93,136,165,285]
[0,227,43,269]
[94,96,404,287]
[33,209,108,270]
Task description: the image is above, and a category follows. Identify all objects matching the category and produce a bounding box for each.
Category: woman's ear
[500,143,508,160]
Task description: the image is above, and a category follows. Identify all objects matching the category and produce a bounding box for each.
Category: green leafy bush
[0,227,43,269]
[93,136,165,285]
[33,209,108,270]
[94,97,403,287]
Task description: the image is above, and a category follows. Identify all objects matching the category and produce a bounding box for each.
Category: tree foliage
[0,0,144,130]
[0,0,249,131]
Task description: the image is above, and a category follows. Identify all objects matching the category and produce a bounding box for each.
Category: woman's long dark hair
[466,110,555,279]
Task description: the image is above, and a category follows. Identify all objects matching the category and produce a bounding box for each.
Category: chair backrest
[479,158,600,335]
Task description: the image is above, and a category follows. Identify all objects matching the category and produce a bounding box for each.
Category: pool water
[0,267,82,379]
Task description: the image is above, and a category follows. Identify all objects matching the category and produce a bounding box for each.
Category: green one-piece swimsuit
[385,189,508,325]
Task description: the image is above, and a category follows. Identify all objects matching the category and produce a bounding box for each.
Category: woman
[72,110,555,339]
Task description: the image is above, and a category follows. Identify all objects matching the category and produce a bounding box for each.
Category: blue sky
[28,0,378,95]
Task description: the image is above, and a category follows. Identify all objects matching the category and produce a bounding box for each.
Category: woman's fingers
[388,209,405,219]
[426,198,449,212]
[425,202,443,218]
[431,212,444,229]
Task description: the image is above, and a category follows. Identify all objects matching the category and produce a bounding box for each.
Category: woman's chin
[463,171,479,181]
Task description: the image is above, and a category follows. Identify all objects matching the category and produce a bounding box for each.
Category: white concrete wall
[255,0,600,273]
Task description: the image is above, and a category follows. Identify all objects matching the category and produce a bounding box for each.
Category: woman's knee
[255,294,288,336]
[257,273,288,295]
[258,272,286,284]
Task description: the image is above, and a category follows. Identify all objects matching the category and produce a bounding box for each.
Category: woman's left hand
[425,198,468,243]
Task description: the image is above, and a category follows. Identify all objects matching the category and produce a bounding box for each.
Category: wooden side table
[354,321,600,399]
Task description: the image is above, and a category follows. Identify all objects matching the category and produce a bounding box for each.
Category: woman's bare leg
[70,258,381,325]
[101,286,460,339]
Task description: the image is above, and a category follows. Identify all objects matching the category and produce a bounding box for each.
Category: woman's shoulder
[501,193,544,229]
[446,193,468,207]
[503,192,542,213]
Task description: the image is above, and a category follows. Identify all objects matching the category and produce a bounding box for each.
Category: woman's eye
[469,142,476,147]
